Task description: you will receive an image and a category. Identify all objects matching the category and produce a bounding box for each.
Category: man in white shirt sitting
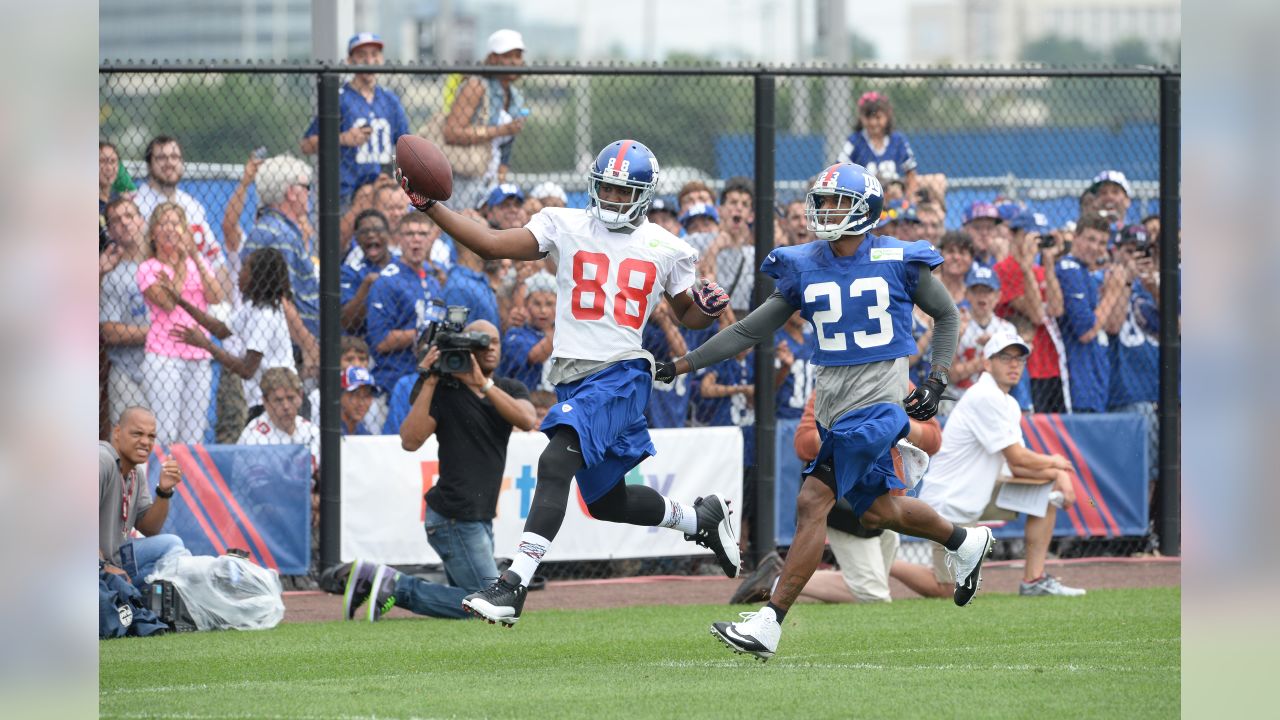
[917,331,1087,597]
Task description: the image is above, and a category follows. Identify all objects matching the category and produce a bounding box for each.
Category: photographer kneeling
[342,313,537,621]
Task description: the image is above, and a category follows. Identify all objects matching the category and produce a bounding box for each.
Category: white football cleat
[946,526,994,607]
[710,606,781,662]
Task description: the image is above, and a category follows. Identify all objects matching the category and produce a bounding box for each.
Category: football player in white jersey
[398,140,740,626]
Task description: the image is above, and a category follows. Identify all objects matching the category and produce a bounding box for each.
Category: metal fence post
[752,72,777,566]
[1157,72,1181,557]
[317,69,342,570]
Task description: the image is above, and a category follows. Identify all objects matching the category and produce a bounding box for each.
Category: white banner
[340,428,743,565]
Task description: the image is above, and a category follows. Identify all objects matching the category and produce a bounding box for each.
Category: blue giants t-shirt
[837,131,918,182]
[643,323,691,429]
[366,258,443,391]
[774,328,817,420]
[1108,279,1160,407]
[498,325,550,393]
[716,354,756,466]
[303,83,411,198]
[1055,254,1111,412]
[760,236,942,367]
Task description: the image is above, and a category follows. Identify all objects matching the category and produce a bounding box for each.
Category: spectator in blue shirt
[961,201,1003,270]
[643,301,691,428]
[839,91,919,200]
[367,214,443,392]
[773,311,816,421]
[1108,225,1160,413]
[241,154,321,343]
[340,209,393,335]
[497,272,555,393]
[340,366,377,436]
[300,33,410,207]
[1055,212,1129,413]
[442,232,501,329]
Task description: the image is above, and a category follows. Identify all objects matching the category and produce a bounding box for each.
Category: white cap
[983,330,1031,359]
[488,29,525,55]
[530,181,567,203]
[523,271,556,295]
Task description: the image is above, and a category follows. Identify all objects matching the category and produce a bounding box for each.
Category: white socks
[658,499,699,535]
[508,532,551,587]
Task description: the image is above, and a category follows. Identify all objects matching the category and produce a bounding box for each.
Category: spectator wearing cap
[1088,170,1133,227]
[951,267,1019,392]
[300,33,411,208]
[917,331,1086,599]
[937,230,975,305]
[441,226,501,331]
[340,366,378,436]
[647,197,682,236]
[530,181,568,209]
[877,198,921,241]
[962,201,1003,269]
[839,91,919,199]
[444,29,528,210]
[994,210,1069,413]
[678,201,721,255]
[1055,211,1130,413]
[483,183,527,230]
[497,272,556,393]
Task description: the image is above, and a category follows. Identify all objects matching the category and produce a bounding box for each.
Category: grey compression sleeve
[682,291,796,372]
[912,264,958,371]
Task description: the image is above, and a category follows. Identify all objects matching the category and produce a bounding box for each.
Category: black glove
[394,168,437,213]
[903,374,946,421]
[654,360,677,384]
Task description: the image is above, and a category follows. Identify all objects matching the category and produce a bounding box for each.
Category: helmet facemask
[806,189,874,241]
[588,174,654,230]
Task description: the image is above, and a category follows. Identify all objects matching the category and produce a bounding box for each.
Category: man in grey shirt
[658,163,996,661]
[99,198,151,424]
[100,406,185,588]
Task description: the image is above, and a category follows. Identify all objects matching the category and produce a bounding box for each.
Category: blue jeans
[393,506,499,619]
[118,534,185,590]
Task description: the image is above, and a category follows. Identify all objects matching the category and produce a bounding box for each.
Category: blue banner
[773,413,1150,545]
[148,443,313,575]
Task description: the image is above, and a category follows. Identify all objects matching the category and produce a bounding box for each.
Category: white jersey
[527,207,698,363]
[237,414,320,472]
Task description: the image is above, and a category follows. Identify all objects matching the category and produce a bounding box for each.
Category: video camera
[415,301,491,376]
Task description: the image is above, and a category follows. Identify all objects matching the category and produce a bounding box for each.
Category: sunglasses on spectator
[990,352,1027,364]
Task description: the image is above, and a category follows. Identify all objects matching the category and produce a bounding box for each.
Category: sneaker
[945,526,994,607]
[896,439,930,489]
[366,564,400,621]
[461,571,527,626]
[729,551,783,605]
[341,559,376,620]
[710,607,781,662]
[685,495,741,578]
[1020,574,1087,597]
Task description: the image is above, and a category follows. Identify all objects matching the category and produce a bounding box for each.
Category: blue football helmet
[805,163,884,240]
[588,139,660,230]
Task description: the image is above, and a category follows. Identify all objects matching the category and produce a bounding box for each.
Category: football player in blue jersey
[658,163,994,661]
[300,33,411,206]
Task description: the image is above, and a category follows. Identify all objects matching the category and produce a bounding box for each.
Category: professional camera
[415,303,491,376]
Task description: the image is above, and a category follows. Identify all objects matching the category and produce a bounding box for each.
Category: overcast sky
[510,0,911,65]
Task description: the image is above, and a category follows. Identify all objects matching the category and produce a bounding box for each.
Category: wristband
[155,486,175,499]
[480,379,495,394]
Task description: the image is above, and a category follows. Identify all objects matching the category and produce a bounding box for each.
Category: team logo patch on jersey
[869,248,903,262]
[561,403,573,412]
[257,422,270,434]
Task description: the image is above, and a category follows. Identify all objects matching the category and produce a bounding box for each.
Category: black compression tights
[523,426,669,540]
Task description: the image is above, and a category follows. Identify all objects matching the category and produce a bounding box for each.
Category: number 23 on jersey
[570,251,658,329]
[803,277,895,351]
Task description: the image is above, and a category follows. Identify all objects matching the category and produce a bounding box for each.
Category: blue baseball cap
[1009,210,1050,234]
[348,33,384,55]
[485,183,525,208]
[962,201,1002,225]
[341,366,375,392]
[995,201,1023,223]
[678,202,720,228]
[648,197,677,217]
[965,266,1001,291]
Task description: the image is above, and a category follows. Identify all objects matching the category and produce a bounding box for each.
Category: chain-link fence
[99,63,1178,587]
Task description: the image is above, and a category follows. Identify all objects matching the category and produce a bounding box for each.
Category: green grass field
[100,587,1179,719]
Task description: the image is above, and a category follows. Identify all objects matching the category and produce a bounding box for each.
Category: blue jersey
[497,325,549,393]
[382,373,416,435]
[367,259,443,391]
[760,236,942,367]
[1055,254,1111,412]
[838,131,918,182]
[643,323,691,429]
[774,328,817,420]
[340,256,383,337]
[1108,280,1159,407]
[682,325,717,425]
[303,83,410,198]
[442,265,500,330]
[716,354,756,466]
[909,313,932,387]
[241,209,318,336]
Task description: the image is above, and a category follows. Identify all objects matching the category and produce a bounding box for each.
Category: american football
[395,134,453,201]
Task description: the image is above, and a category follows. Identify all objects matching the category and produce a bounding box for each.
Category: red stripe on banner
[420,460,438,523]
[1031,416,1107,535]
[1048,414,1122,536]
[1020,418,1085,535]
[154,446,227,555]
[193,445,279,571]
[169,444,256,556]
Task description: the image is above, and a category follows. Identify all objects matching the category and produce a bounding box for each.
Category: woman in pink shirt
[136,202,224,444]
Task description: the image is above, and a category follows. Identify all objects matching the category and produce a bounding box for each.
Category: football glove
[654,360,677,384]
[903,375,946,421]
[691,278,730,317]
[394,168,437,213]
